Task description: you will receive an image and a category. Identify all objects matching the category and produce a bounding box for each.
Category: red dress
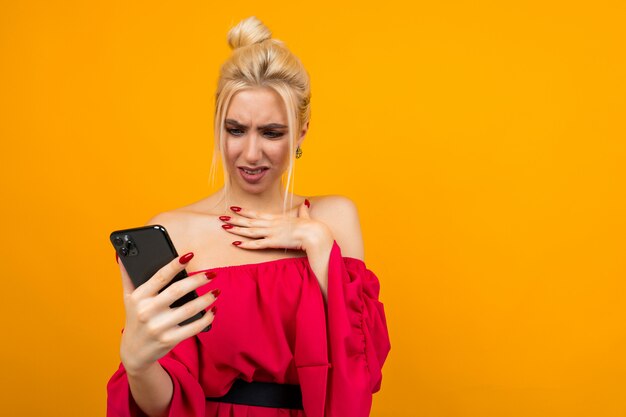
[107,239,391,417]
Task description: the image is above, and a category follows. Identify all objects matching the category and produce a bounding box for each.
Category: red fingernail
[222,224,234,229]
[230,206,241,212]
[232,241,242,246]
[179,252,194,264]
[210,305,217,315]
[211,289,221,298]
[205,271,216,279]
[115,252,119,264]
[219,216,231,221]
[305,199,310,208]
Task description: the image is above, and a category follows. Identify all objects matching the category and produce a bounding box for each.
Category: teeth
[243,168,264,174]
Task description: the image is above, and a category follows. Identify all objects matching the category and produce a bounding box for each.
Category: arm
[126,362,173,417]
[301,222,335,304]
[107,341,207,417]
[108,212,208,417]
[301,195,365,305]
[302,197,391,417]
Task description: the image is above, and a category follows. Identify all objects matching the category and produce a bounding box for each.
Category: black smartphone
[110,225,211,332]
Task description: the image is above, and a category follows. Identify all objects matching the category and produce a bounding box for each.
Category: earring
[295,146,303,159]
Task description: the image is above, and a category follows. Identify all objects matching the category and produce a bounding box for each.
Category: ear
[297,121,309,148]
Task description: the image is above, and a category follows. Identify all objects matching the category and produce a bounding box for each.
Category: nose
[242,132,263,161]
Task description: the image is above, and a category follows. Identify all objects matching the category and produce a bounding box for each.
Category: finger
[117,253,136,297]
[153,272,214,310]
[232,237,270,250]
[160,290,218,329]
[222,214,272,229]
[222,224,267,239]
[134,254,193,299]
[229,206,274,220]
[298,199,310,219]
[167,307,216,341]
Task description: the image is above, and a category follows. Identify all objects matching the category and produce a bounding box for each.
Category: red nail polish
[219,216,231,221]
[230,206,241,212]
[211,289,221,298]
[222,224,234,229]
[305,199,310,208]
[210,305,217,315]
[232,241,242,246]
[115,252,119,264]
[179,252,194,264]
[205,271,216,279]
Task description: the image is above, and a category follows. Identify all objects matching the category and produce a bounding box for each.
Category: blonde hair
[209,16,312,219]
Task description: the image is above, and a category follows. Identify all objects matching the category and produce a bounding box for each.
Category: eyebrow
[225,119,288,129]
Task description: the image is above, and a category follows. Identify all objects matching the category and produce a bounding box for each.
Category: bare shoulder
[144,195,217,231]
[144,210,192,233]
[143,208,208,254]
[310,195,364,261]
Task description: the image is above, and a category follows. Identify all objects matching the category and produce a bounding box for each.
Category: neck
[217,184,297,215]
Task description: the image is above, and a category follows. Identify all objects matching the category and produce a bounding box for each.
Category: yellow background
[1,1,624,416]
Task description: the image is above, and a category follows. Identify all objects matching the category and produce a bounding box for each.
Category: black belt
[205,378,303,410]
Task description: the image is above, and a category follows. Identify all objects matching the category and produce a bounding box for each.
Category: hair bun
[227,16,272,50]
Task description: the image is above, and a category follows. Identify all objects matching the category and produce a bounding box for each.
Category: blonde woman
[107,16,391,417]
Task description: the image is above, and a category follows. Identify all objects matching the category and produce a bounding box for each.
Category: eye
[227,128,244,137]
[264,131,285,139]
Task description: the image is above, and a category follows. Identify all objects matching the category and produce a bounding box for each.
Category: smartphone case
[110,225,210,331]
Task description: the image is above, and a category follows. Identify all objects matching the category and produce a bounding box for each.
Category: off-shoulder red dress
[107,239,391,417]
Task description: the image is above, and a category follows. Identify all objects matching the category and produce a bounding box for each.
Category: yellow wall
[1,1,624,416]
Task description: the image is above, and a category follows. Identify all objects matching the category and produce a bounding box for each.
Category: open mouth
[239,167,269,182]
[240,167,268,174]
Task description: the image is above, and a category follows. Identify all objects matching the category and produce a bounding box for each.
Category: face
[223,87,307,191]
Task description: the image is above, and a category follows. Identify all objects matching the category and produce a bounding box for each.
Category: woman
[107,16,391,417]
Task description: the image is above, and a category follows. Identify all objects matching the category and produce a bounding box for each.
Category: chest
[170,215,307,272]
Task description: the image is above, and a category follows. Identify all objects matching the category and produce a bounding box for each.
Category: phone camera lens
[120,247,129,256]
[114,237,123,246]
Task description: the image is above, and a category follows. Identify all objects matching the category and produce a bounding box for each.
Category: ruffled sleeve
[322,240,392,416]
[106,335,206,417]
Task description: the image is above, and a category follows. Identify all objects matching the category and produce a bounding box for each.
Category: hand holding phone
[111,225,216,324]
[116,253,217,374]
